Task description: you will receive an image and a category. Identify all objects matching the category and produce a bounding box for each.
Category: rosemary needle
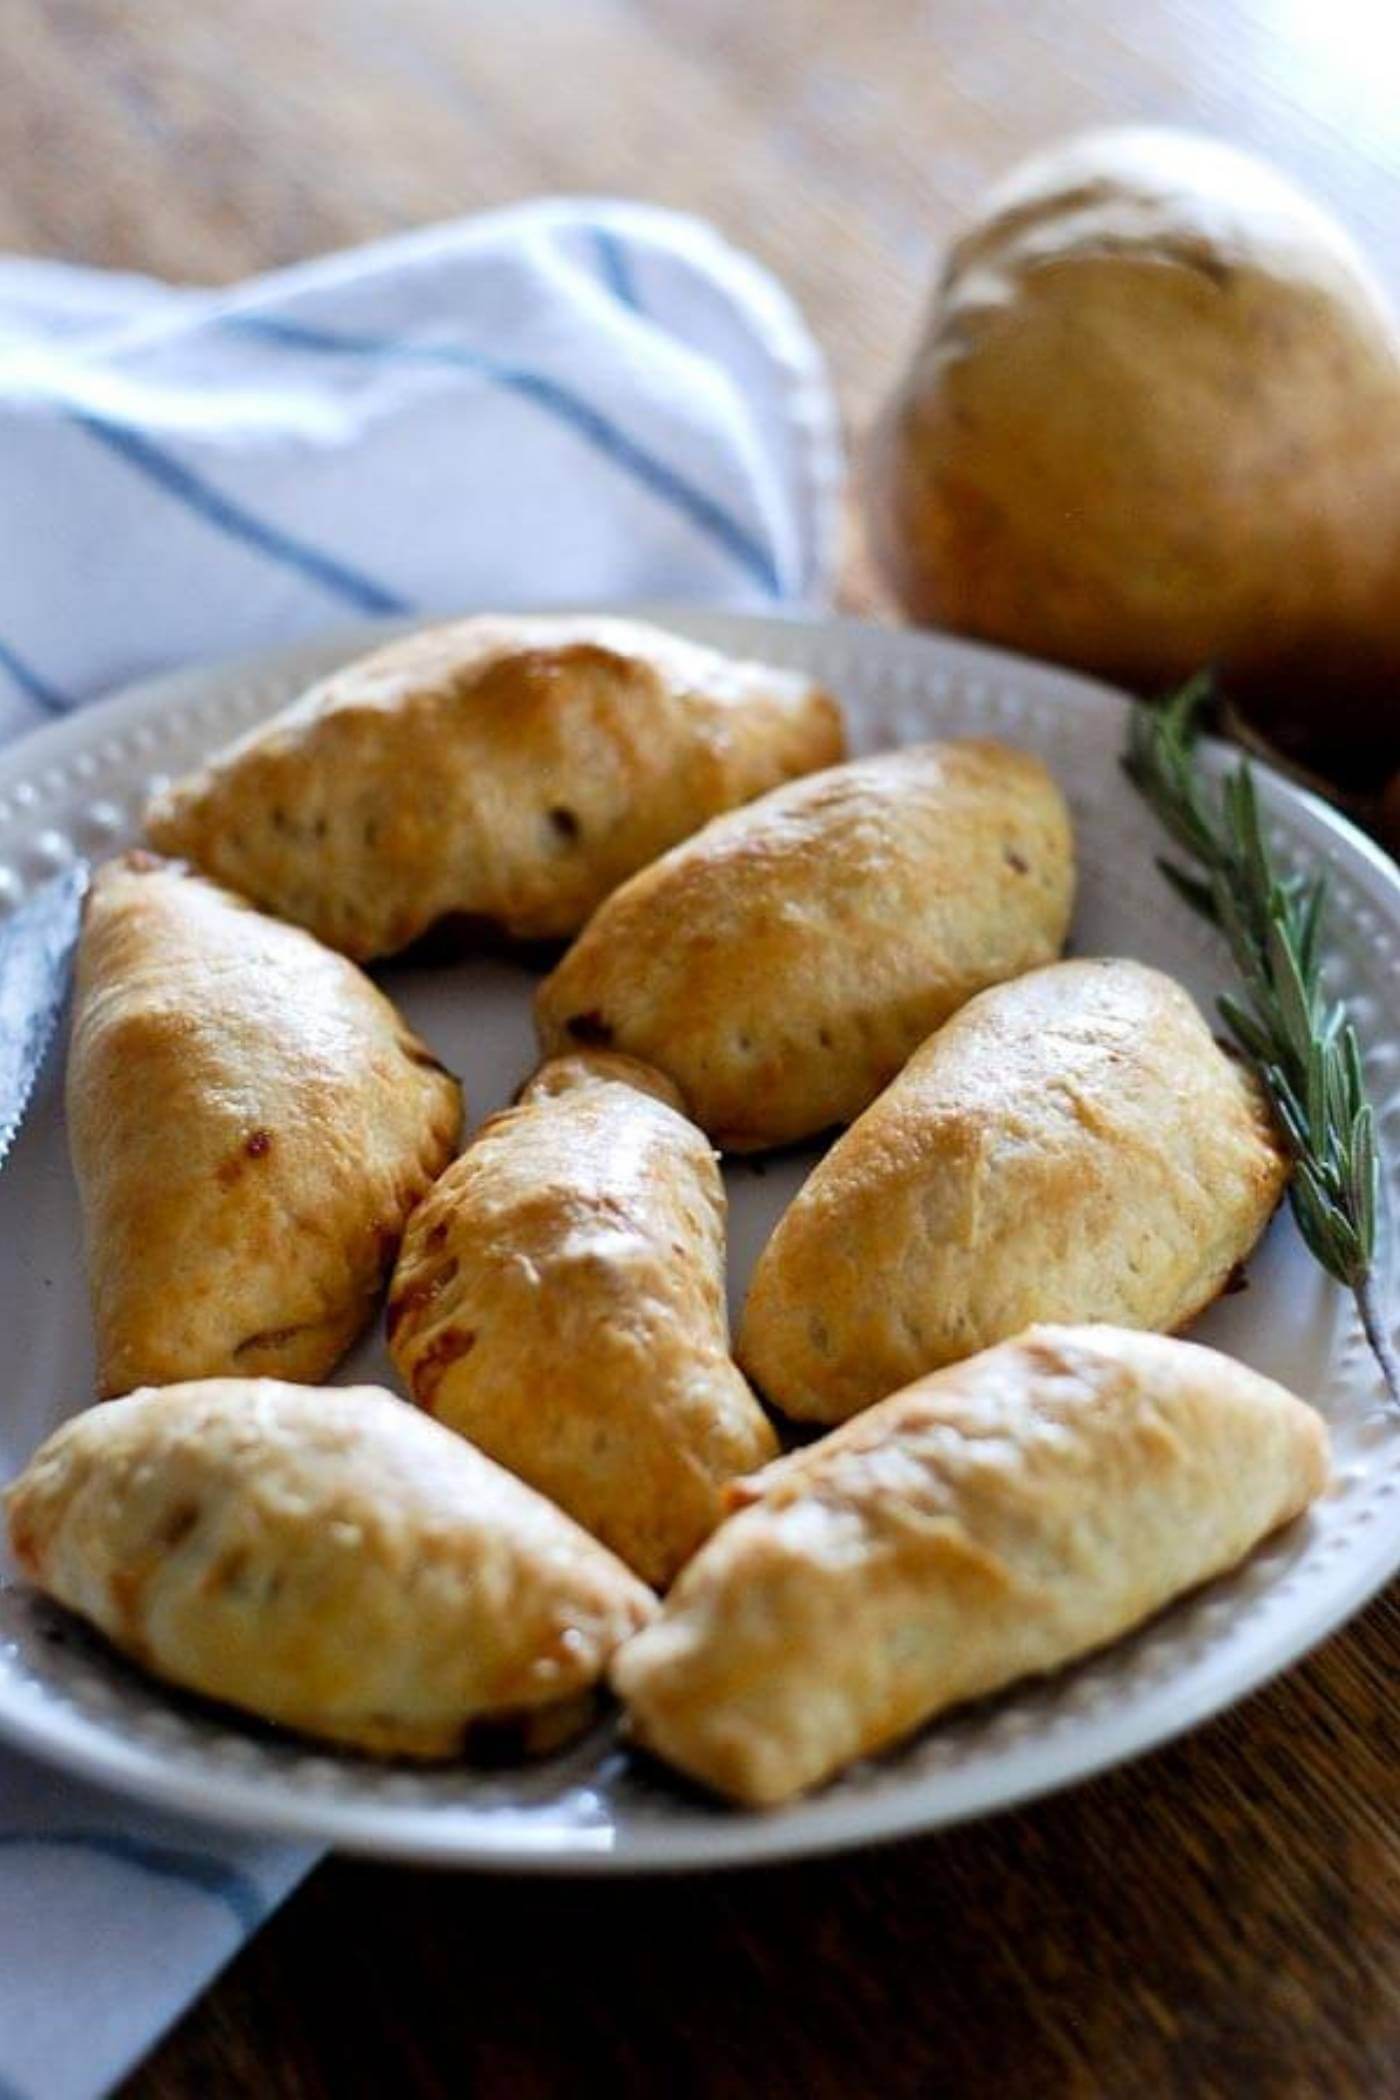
[1122,671,1400,1407]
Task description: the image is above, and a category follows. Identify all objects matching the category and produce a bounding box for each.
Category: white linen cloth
[0,196,838,733]
[0,198,841,2097]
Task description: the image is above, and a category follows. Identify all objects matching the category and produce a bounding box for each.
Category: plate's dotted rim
[1,611,1398,1866]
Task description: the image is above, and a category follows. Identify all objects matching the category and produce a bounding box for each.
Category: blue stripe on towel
[71,411,411,617]
[0,1828,268,1932]
[225,315,782,598]
[591,226,643,312]
[0,637,70,714]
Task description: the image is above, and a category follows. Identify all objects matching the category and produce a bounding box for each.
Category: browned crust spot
[386,1256,460,1343]
[157,1501,202,1550]
[408,1326,478,1407]
[564,1010,615,1048]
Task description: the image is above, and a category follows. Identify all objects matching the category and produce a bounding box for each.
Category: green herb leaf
[1121,673,1400,1405]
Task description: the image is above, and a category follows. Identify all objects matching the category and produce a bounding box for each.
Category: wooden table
[4,1,1397,2092]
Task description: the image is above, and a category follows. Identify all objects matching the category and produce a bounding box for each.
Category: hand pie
[144,615,845,959]
[5,1380,655,1758]
[535,740,1074,1150]
[69,854,461,1397]
[612,1325,1329,1806]
[388,1052,777,1587]
[739,958,1288,1421]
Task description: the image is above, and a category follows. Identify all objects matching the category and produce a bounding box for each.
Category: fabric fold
[0,199,840,734]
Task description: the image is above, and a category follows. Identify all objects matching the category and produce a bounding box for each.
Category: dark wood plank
[128,1584,1400,2100]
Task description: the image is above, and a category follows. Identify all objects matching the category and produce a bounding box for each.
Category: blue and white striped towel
[0,198,841,2098]
[0,196,838,730]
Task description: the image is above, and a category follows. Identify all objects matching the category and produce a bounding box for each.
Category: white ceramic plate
[1,610,1398,1871]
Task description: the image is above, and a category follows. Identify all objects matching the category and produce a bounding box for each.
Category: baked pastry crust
[5,1379,655,1758]
[611,1325,1329,1806]
[69,854,461,1397]
[535,740,1074,1150]
[738,958,1288,1421]
[144,616,845,959]
[388,1052,777,1587]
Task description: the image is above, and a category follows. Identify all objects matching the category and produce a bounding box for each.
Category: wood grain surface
[122,1585,1400,2098]
[2,1,1397,2094]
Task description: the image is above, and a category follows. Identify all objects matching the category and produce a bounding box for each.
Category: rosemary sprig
[1123,671,1399,1406]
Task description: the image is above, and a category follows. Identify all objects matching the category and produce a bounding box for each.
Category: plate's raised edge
[0,604,1212,817]
[2,607,1399,1871]
[4,604,1397,908]
[0,1506,1387,1872]
[0,610,1147,808]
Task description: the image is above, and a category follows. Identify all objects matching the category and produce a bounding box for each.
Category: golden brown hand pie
[69,854,461,1397]
[388,1052,777,1587]
[738,958,1288,1421]
[612,1325,1329,1806]
[144,616,845,959]
[5,1380,655,1759]
[535,740,1074,1150]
